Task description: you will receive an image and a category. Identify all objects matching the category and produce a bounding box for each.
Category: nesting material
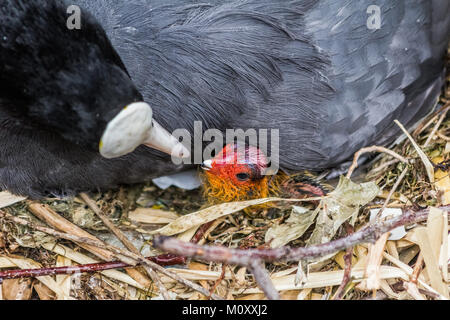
[369,208,406,240]
[0,192,26,209]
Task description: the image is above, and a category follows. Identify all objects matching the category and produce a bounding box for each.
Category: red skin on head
[203,143,274,204]
[208,144,268,185]
[203,143,327,204]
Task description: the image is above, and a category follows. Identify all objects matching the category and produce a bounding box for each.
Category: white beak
[201,159,213,171]
[99,102,190,159]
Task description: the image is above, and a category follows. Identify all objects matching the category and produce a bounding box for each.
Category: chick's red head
[201,143,273,203]
[203,144,268,184]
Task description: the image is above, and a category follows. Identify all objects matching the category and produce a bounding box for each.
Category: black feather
[0,0,449,198]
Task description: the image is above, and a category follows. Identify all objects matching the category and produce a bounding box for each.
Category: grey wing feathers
[306,0,450,167]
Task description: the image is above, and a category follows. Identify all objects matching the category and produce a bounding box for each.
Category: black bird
[1,0,449,198]
[0,0,188,198]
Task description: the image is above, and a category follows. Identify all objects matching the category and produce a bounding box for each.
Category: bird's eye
[236,173,250,181]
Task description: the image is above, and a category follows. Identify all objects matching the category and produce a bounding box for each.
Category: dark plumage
[1,0,449,198]
[1,1,140,150]
[0,0,185,198]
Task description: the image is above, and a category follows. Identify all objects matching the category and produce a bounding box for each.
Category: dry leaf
[129,208,179,224]
[56,256,72,300]
[1,278,32,300]
[439,210,448,282]
[415,227,449,298]
[308,176,379,245]
[280,290,301,300]
[150,197,294,236]
[238,266,407,294]
[34,282,56,300]
[0,191,26,209]
[296,288,312,300]
[444,142,450,154]
[358,232,390,291]
[265,206,318,248]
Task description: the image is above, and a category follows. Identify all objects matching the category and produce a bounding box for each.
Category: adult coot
[0,0,188,198]
[1,0,449,198]
[76,0,450,167]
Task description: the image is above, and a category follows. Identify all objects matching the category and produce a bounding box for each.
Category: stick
[80,193,169,300]
[155,205,449,300]
[0,210,223,300]
[27,202,151,290]
[248,260,279,300]
[333,224,354,300]
[0,254,184,282]
[346,146,408,179]
[154,205,449,265]
[423,108,449,147]
[28,202,115,261]
[375,167,409,220]
[0,201,213,286]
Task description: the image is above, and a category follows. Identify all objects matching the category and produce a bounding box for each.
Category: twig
[395,119,434,183]
[333,249,352,299]
[359,166,408,292]
[413,102,450,136]
[0,203,215,286]
[375,166,409,219]
[346,146,408,179]
[333,223,354,300]
[209,264,227,298]
[80,193,169,300]
[411,253,424,284]
[0,254,185,282]
[248,260,279,300]
[436,132,450,141]
[27,202,150,290]
[403,281,427,300]
[191,221,215,244]
[154,205,449,266]
[0,210,224,300]
[423,107,449,147]
[369,159,401,176]
[27,202,115,261]
[155,204,446,300]
[80,193,137,253]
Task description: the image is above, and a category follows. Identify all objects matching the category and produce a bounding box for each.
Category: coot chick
[201,143,329,204]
